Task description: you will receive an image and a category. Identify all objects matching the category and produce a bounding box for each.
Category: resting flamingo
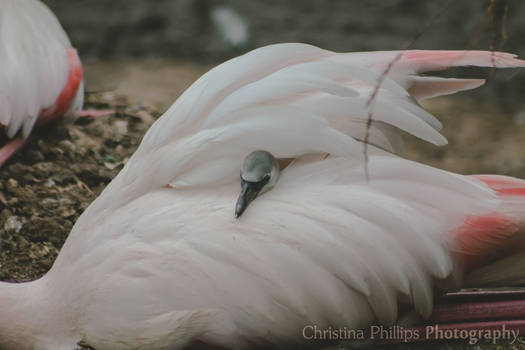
[1,43,525,349]
[0,0,110,168]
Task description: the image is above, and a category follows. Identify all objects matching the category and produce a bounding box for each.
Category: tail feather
[403,51,524,101]
[401,50,525,72]
[332,50,525,100]
[407,77,486,101]
[459,175,525,287]
[473,175,525,221]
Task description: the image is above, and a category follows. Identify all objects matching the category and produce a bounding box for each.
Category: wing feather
[92,43,524,222]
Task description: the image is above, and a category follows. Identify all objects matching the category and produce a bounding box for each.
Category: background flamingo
[0,0,111,168]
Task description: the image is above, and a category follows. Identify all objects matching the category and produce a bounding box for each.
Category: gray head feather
[235,150,280,218]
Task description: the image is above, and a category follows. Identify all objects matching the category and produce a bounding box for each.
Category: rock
[6,178,18,190]
[41,198,59,209]
[112,120,129,140]
[4,216,24,234]
[59,139,77,153]
[0,209,12,223]
[44,179,56,188]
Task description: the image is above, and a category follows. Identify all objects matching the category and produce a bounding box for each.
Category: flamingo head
[235,150,280,218]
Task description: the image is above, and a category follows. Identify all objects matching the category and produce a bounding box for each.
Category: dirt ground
[0,60,524,349]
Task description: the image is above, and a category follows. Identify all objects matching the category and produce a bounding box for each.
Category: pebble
[59,208,77,218]
[102,92,115,101]
[136,110,155,124]
[59,198,74,206]
[41,198,59,209]
[104,162,118,170]
[7,178,18,189]
[58,140,76,153]
[113,120,129,137]
[4,216,24,234]
[44,179,56,188]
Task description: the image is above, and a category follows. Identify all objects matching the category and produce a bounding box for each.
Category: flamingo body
[36,48,83,126]
[0,44,524,349]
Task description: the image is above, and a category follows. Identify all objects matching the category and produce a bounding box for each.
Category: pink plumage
[452,175,525,271]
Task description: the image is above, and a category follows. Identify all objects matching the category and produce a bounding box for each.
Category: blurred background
[40,0,525,175]
[43,0,524,60]
[41,0,525,110]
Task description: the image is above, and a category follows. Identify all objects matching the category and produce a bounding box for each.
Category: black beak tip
[235,179,260,219]
[234,203,244,219]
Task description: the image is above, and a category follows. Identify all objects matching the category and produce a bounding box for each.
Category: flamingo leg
[385,289,525,344]
[78,109,115,118]
[0,108,114,169]
[0,136,27,168]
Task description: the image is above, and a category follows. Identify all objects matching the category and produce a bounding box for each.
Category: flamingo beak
[235,180,260,218]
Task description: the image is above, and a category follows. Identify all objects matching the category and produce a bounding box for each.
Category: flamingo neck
[0,277,73,350]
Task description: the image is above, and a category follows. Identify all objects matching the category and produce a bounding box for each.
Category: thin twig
[501,1,509,46]
[363,51,403,181]
[362,0,454,181]
[73,175,94,195]
[488,0,497,69]
[485,0,510,75]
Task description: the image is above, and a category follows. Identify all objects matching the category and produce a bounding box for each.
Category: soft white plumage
[0,0,83,139]
[0,43,524,350]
